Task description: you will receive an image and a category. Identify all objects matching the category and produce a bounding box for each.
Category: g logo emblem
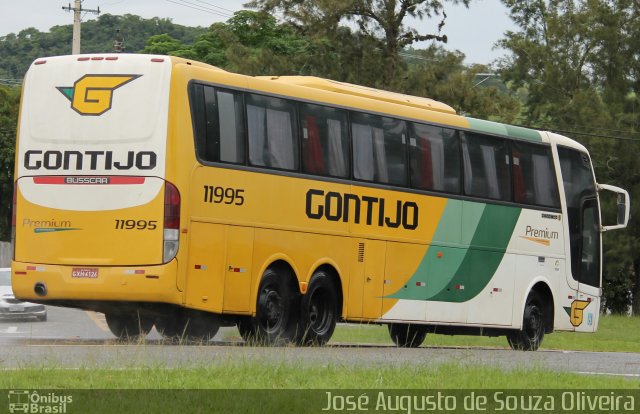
[563,300,591,327]
[57,74,141,116]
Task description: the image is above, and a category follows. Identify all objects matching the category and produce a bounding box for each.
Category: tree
[158,11,311,75]
[246,0,472,88]
[498,0,640,314]
[141,34,196,58]
[403,46,521,121]
[0,85,19,241]
[0,14,205,79]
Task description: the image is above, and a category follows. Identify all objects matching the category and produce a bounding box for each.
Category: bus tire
[297,271,338,346]
[388,323,427,348]
[105,312,153,340]
[183,311,220,341]
[155,315,184,340]
[253,267,300,345]
[507,292,545,351]
[156,311,220,342]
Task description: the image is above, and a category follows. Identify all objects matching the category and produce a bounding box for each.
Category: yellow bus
[12,54,629,350]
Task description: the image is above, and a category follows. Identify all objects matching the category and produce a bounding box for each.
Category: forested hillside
[0,13,205,79]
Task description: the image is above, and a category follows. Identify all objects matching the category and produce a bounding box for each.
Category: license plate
[71,268,98,278]
[9,305,24,312]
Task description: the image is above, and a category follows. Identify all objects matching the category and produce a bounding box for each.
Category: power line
[192,0,235,14]
[508,115,640,137]
[539,127,640,142]
[166,0,232,19]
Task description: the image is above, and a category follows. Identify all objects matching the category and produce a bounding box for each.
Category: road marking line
[0,327,23,334]
[85,311,110,333]
[575,371,640,378]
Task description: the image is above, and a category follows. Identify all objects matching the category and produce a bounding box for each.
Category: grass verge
[1,362,638,389]
[328,315,640,353]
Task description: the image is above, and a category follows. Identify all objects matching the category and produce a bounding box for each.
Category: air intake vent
[358,242,365,263]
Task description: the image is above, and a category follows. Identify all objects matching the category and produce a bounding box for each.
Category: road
[1,305,639,379]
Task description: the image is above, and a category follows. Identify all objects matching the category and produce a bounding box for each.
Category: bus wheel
[156,311,220,342]
[388,324,427,348]
[182,311,220,341]
[507,292,545,351]
[155,315,184,340]
[105,312,153,340]
[254,268,299,345]
[298,271,338,346]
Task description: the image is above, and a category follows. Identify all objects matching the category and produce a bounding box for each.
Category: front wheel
[388,323,427,348]
[507,292,545,351]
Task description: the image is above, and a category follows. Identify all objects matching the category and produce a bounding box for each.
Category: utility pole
[114,29,124,53]
[62,1,100,54]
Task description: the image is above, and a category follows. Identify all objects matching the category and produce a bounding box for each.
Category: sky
[0,0,515,65]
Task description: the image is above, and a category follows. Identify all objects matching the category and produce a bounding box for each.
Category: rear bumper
[11,260,181,305]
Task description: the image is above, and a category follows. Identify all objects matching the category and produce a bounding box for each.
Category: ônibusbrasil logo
[56,74,141,116]
[8,390,73,413]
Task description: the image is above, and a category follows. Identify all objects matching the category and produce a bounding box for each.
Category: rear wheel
[297,271,338,345]
[388,323,427,348]
[250,267,300,345]
[155,315,183,339]
[156,311,220,342]
[105,312,154,340]
[507,292,545,351]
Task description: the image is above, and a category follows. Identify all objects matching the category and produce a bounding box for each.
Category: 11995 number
[204,185,245,205]
[114,220,158,230]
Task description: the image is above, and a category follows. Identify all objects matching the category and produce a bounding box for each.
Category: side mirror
[597,184,630,232]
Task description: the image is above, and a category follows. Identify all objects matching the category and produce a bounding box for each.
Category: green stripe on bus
[388,202,521,303]
[466,118,508,136]
[505,124,542,142]
[466,117,542,142]
[387,200,475,300]
[429,204,521,302]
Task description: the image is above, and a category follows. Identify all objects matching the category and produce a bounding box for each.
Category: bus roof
[256,76,457,115]
[165,56,579,148]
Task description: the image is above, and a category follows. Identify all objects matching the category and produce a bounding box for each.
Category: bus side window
[511,141,560,208]
[352,112,407,186]
[217,90,245,164]
[189,84,245,165]
[300,103,349,178]
[247,94,299,171]
[462,132,511,201]
[409,123,460,194]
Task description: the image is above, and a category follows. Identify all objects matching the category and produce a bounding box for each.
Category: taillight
[163,181,180,263]
[11,182,16,260]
